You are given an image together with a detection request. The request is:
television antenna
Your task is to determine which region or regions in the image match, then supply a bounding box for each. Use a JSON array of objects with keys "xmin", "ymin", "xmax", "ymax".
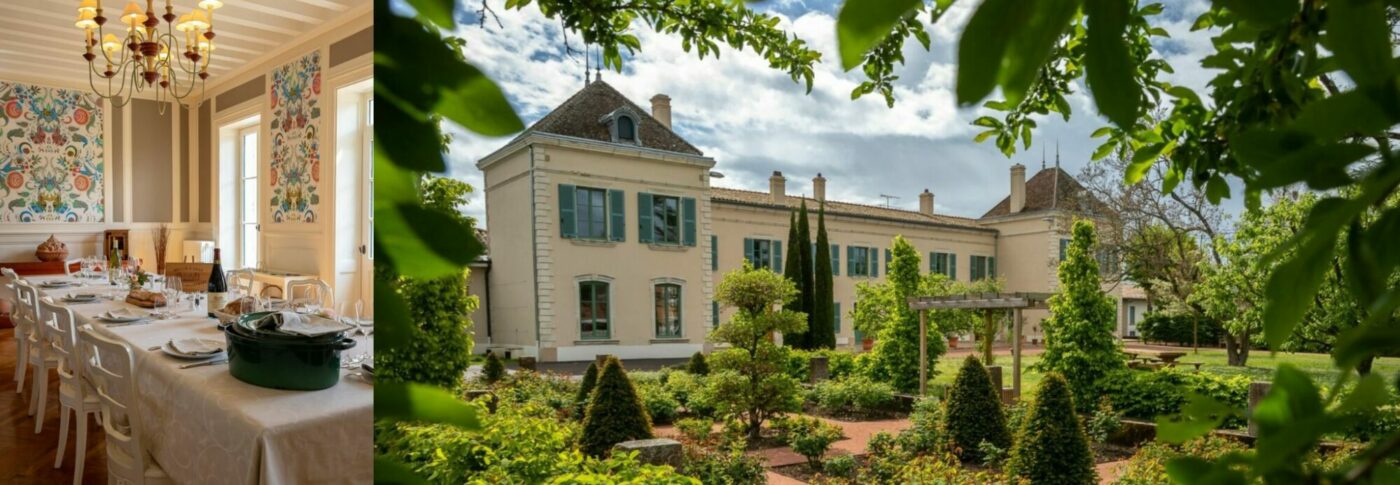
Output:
[{"xmin": 879, "ymin": 194, "xmax": 899, "ymax": 207}]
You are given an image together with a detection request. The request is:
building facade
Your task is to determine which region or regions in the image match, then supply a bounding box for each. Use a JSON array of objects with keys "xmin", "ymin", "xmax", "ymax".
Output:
[{"xmin": 473, "ymin": 80, "xmax": 1124, "ymax": 362}]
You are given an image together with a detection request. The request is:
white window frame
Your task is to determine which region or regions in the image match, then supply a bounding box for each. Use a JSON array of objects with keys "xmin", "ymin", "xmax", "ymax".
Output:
[{"xmin": 236, "ymin": 125, "xmax": 259, "ymax": 269}]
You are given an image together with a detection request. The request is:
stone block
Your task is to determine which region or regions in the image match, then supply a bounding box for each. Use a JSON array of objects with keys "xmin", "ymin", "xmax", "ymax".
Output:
[
  {"xmin": 613, "ymin": 438, "xmax": 682, "ymax": 469},
  {"xmin": 809, "ymin": 355, "xmax": 829, "ymax": 383}
]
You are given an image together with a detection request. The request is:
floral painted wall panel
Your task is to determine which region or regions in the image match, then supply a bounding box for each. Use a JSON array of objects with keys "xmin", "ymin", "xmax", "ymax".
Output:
[
  {"xmin": 269, "ymin": 50, "xmax": 321, "ymax": 223},
  {"xmin": 0, "ymin": 82, "xmax": 105, "ymax": 223}
]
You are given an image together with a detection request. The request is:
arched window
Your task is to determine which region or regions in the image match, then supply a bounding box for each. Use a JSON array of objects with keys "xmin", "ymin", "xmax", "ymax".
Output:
[
  {"xmin": 654, "ymin": 283, "xmax": 682, "ymax": 338},
  {"xmin": 579, "ymin": 280, "xmax": 610, "ymax": 340},
  {"xmin": 616, "ymin": 115, "xmax": 636, "ymax": 142}
]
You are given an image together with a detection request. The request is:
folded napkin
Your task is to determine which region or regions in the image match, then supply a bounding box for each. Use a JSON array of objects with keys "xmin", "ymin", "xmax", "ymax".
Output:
[
  {"xmin": 257, "ymin": 311, "xmax": 352, "ymax": 337},
  {"xmin": 125, "ymin": 289, "xmax": 168, "ymax": 308},
  {"xmin": 103, "ymin": 308, "xmax": 146, "ymax": 320},
  {"xmin": 171, "ymin": 338, "xmax": 221, "ymax": 355}
]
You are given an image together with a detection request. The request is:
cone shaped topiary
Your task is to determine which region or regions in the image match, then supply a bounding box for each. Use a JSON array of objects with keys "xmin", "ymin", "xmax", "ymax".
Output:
[
  {"xmin": 482, "ymin": 351, "xmax": 506, "ymax": 384},
  {"xmin": 686, "ymin": 351, "xmax": 710, "ymax": 376},
  {"xmin": 1007, "ymin": 372, "xmax": 1097, "ymax": 485},
  {"xmin": 574, "ymin": 361, "xmax": 600, "ymax": 418},
  {"xmin": 580, "ymin": 357, "xmax": 653, "ymax": 456},
  {"xmin": 944, "ymin": 355, "xmax": 1011, "ymax": 462}
]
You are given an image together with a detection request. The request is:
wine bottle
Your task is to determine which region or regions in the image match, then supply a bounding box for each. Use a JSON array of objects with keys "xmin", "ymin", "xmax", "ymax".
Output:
[{"xmin": 208, "ymin": 248, "xmax": 228, "ymax": 317}]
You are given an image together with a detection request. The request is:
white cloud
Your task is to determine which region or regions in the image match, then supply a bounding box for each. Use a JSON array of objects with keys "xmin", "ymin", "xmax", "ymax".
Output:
[{"xmin": 444, "ymin": 0, "xmax": 1223, "ymax": 226}]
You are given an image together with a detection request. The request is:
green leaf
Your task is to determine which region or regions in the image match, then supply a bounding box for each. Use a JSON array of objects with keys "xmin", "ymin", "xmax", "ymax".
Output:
[
  {"xmin": 835, "ymin": 0, "xmax": 922, "ymax": 70},
  {"xmin": 435, "ymin": 64, "xmax": 525, "ymax": 137},
  {"xmin": 1166, "ymin": 85, "xmax": 1202, "ymax": 106},
  {"xmin": 1337, "ymin": 374, "xmax": 1390, "ymax": 415},
  {"xmin": 403, "ymin": 0, "xmax": 456, "ymax": 29},
  {"xmin": 1216, "ymin": 0, "xmax": 1299, "ymax": 28},
  {"xmin": 973, "ymin": 116, "xmax": 1002, "ymax": 128},
  {"xmin": 1090, "ymin": 126, "xmax": 1114, "ymax": 138},
  {"xmin": 1166, "ymin": 456, "xmax": 1247, "ymax": 485},
  {"xmin": 1161, "ymin": 166, "xmax": 1183, "ymax": 194},
  {"xmin": 1157, "ymin": 394, "xmax": 1235, "ymax": 443},
  {"xmin": 997, "ymin": 0, "xmax": 1079, "ymax": 106},
  {"xmin": 378, "ymin": 202, "xmax": 482, "ymax": 279},
  {"xmin": 373, "ymin": 265, "xmax": 415, "ymax": 350},
  {"xmin": 1204, "ymin": 174, "xmax": 1229, "ymax": 203},
  {"xmin": 1334, "ymin": 319, "xmax": 1400, "ymax": 371},
  {"xmin": 374, "ymin": 96, "xmax": 448, "ymax": 173},
  {"xmin": 1085, "ymin": 0, "xmax": 1141, "ymax": 128},
  {"xmin": 375, "ymin": 382, "xmax": 483, "ymax": 429},
  {"xmin": 374, "ymin": 455, "xmax": 430, "ymax": 485},
  {"xmin": 1291, "ymin": 85, "xmax": 1400, "ymax": 142},
  {"xmin": 1262, "ymin": 235, "xmax": 1332, "ymax": 350},
  {"xmin": 1091, "ymin": 140, "xmax": 1117, "ymax": 160},
  {"xmin": 974, "ymin": 129, "xmax": 998, "ymax": 143},
  {"xmin": 1323, "ymin": 0, "xmax": 1394, "ymax": 85},
  {"xmin": 956, "ymin": 0, "xmax": 1022, "ymax": 105},
  {"xmin": 1124, "ymin": 142, "xmax": 1166, "ymax": 183}
]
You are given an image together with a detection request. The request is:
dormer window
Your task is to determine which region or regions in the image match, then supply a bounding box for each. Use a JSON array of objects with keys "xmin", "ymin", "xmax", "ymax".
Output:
[
  {"xmin": 617, "ymin": 115, "xmax": 636, "ymax": 142},
  {"xmin": 600, "ymin": 108, "xmax": 642, "ymax": 146}
]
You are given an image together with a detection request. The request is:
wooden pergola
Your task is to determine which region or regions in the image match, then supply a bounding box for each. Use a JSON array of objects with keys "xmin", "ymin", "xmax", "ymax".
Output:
[{"xmin": 907, "ymin": 292, "xmax": 1052, "ymax": 397}]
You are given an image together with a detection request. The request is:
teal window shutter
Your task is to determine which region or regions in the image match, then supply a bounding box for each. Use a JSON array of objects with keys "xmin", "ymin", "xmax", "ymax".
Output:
[
  {"xmin": 773, "ymin": 239, "xmax": 783, "ymax": 272},
  {"xmin": 1060, "ymin": 238, "xmax": 1070, "ymax": 260},
  {"xmin": 869, "ymin": 247, "xmax": 878, "ymax": 277},
  {"xmin": 846, "ymin": 246, "xmax": 855, "ymax": 276},
  {"xmin": 833, "ymin": 302, "xmax": 840, "ymax": 332},
  {"xmin": 682, "ymin": 197, "xmax": 697, "ymax": 246},
  {"xmin": 885, "ymin": 248, "xmax": 891, "ymax": 274},
  {"xmin": 608, "ymin": 189, "xmax": 625, "ymax": 241},
  {"xmin": 949, "ymin": 253, "xmax": 957, "ymax": 281},
  {"xmin": 637, "ymin": 192, "xmax": 654, "ymax": 243},
  {"xmin": 929, "ymin": 252, "xmax": 935, "ymax": 272},
  {"xmin": 711, "ymin": 235, "xmax": 718, "ymax": 270},
  {"xmin": 989, "ymin": 256, "xmax": 996, "ymax": 278},
  {"xmin": 831, "ymin": 244, "xmax": 840, "ymax": 275},
  {"xmin": 558, "ymin": 184, "xmax": 577, "ymax": 238},
  {"xmin": 743, "ymin": 238, "xmax": 754, "ymax": 266},
  {"xmin": 713, "ymin": 300, "xmax": 720, "ymax": 328}
]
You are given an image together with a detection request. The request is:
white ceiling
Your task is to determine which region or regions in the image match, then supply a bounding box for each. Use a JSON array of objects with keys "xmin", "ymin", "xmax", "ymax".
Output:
[{"xmin": 0, "ymin": 0, "xmax": 370, "ymax": 94}]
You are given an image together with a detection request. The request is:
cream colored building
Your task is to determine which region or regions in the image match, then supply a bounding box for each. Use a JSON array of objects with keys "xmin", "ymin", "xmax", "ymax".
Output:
[{"xmin": 474, "ymin": 80, "xmax": 1120, "ymax": 362}]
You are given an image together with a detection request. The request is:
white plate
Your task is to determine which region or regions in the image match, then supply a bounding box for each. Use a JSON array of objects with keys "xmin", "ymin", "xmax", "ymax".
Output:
[
  {"xmin": 40, "ymin": 280, "xmax": 76, "ymax": 288},
  {"xmin": 97, "ymin": 310, "xmax": 147, "ymax": 323},
  {"xmin": 161, "ymin": 339, "xmax": 224, "ymax": 360},
  {"xmin": 63, "ymin": 294, "xmax": 100, "ymax": 303}
]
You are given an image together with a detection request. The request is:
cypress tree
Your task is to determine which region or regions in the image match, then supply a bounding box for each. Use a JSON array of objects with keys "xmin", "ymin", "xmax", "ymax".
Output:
[
  {"xmin": 782, "ymin": 210, "xmax": 809, "ymax": 348},
  {"xmin": 1007, "ymin": 373, "xmax": 1098, "ymax": 485},
  {"xmin": 482, "ymin": 351, "xmax": 506, "ymax": 384},
  {"xmin": 686, "ymin": 351, "xmax": 709, "ymax": 375},
  {"xmin": 811, "ymin": 203, "xmax": 835, "ymax": 349},
  {"xmin": 574, "ymin": 361, "xmax": 599, "ymax": 418},
  {"xmin": 944, "ymin": 355, "xmax": 1011, "ymax": 462},
  {"xmin": 1034, "ymin": 219, "xmax": 1123, "ymax": 407},
  {"xmin": 797, "ymin": 201, "xmax": 815, "ymax": 349},
  {"xmin": 580, "ymin": 357, "xmax": 653, "ymax": 456}
]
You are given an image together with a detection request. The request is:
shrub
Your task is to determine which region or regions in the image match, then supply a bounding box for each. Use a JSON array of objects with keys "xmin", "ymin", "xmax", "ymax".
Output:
[
  {"xmin": 977, "ymin": 440, "xmax": 1008, "ymax": 468},
  {"xmin": 893, "ymin": 453, "xmax": 1019, "ymax": 484},
  {"xmin": 1086, "ymin": 396, "xmax": 1123, "ymax": 444},
  {"xmin": 1137, "ymin": 311, "xmax": 1222, "ymax": 346},
  {"xmin": 1006, "ymin": 373, "xmax": 1097, "ymax": 485},
  {"xmin": 784, "ymin": 347, "xmax": 813, "ymax": 382},
  {"xmin": 675, "ymin": 417, "xmax": 713, "ymax": 443},
  {"xmin": 710, "ymin": 263, "xmax": 809, "ymax": 441},
  {"xmin": 1116, "ymin": 436, "xmax": 1246, "ymax": 485},
  {"xmin": 495, "ymin": 371, "xmax": 576, "ymax": 418},
  {"xmin": 482, "ymin": 352, "xmax": 506, "ymax": 384},
  {"xmin": 1341, "ymin": 404, "xmax": 1400, "ymax": 442},
  {"xmin": 1098, "ymin": 368, "xmax": 1250, "ymax": 427},
  {"xmin": 686, "ymin": 351, "xmax": 710, "ymax": 375},
  {"xmin": 819, "ymin": 349, "xmax": 857, "ymax": 380},
  {"xmin": 670, "ymin": 372, "xmax": 716, "ymax": 417},
  {"xmin": 680, "ymin": 442, "xmax": 765, "ymax": 484},
  {"xmin": 810, "ymin": 375, "xmax": 897, "ymax": 418},
  {"xmin": 944, "ymin": 356, "xmax": 1011, "ymax": 462},
  {"xmin": 574, "ymin": 361, "xmax": 599, "ymax": 418},
  {"xmin": 638, "ymin": 383, "xmax": 680, "ymax": 425},
  {"xmin": 822, "ymin": 454, "xmax": 857, "ymax": 478},
  {"xmin": 1034, "ymin": 219, "xmax": 1124, "ymax": 407},
  {"xmin": 580, "ymin": 357, "xmax": 653, "ymax": 456},
  {"xmin": 775, "ymin": 416, "xmax": 844, "ymax": 469}
]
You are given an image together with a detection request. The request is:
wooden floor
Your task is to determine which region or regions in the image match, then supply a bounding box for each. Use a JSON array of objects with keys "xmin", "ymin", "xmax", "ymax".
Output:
[{"xmin": 0, "ymin": 328, "xmax": 107, "ymax": 484}]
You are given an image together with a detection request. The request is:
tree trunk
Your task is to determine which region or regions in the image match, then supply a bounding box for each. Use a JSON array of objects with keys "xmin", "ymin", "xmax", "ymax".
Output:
[
  {"xmin": 1224, "ymin": 331, "xmax": 1250, "ymax": 367},
  {"xmin": 1358, "ymin": 355, "xmax": 1376, "ymax": 376}
]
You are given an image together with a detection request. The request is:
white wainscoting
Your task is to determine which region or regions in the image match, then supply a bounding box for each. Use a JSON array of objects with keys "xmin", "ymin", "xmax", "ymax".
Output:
[
  {"xmin": 0, "ymin": 223, "xmax": 212, "ymax": 266},
  {"xmin": 260, "ymin": 228, "xmax": 323, "ymax": 276},
  {"xmin": 555, "ymin": 343, "xmax": 704, "ymax": 362}
]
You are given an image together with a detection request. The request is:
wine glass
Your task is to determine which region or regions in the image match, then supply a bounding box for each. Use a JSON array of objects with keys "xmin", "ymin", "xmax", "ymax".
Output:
[{"xmin": 164, "ymin": 276, "xmax": 182, "ymax": 315}]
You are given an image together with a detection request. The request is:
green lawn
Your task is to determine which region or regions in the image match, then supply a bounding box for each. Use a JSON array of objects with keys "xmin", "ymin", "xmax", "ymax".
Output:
[{"xmin": 924, "ymin": 348, "xmax": 1398, "ymax": 395}]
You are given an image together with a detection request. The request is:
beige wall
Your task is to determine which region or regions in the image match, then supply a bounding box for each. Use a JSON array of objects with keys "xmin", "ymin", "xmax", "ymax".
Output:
[
  {"xmin": 710, "ymin": 203, "xmax": 998, "ymax": 348},
  {"xmin": 479, "ymin": 149, "xmax": 538, "ymax": 350}
]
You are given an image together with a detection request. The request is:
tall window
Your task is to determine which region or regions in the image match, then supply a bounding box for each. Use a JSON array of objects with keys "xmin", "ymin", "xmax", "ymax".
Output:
[
  {"xmin": 580, "ymin": 281, "xmax": 610, "ymax": 340},
  {"xmin": 651, "ymin": 195, "xmax": 681, "ymax": 244},
  {"xmin": 1060, "ymin": 238, "xmax": 1071, "ymax": 261},
  {"xmin": 848, "ymin": 247, "xmax": 877, "ymax": 277},
  {"xmin": 970, "ymin": 255, "xmax": 995, "ymax": 281},
  {"xmin": 930, "ymin": 252, "xmax": 955, "ymax": 279},
  {"xmin": 654, "ymin": 283, "xmax": 682, "ymax": 338},
  {"xmin": 365, "ymin": 97, "xmax": 374, "ymax": 262},
  {"xmin": 237, "ymin": 125, "xmax": 259, "ymax": 268},
  {"xmin": 744, "ymin": 238, "xmax": 781, "ymax": 271},
  {"xmin": 575, "ymin": 187, "xmax": 608, "ymax": 240}
]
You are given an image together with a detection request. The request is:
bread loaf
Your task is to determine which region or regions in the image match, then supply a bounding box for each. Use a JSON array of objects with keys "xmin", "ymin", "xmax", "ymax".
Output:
[{"xmin": 125, "ymin": 289, "xmax": 168, "ymax": 308}]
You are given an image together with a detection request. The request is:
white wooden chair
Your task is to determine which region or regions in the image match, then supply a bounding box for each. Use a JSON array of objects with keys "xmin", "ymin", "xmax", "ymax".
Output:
[
  {"xmin": 15, "ymin": 282, "xmax": 58, "ymax": 412},
  {"xmin": 78, "ymin": 327, "xmax": 171, "ymax": 485},
  {"xmin": 41, "ymin": 298, "xmax": 102, "ymax": 482},
  {"xmin": 30, "ymin": 296, "xmax": 65, "ymax": 432},
  {"xmin": 287, "ymin": 279, "xmax": 333, "ymax": 313}
]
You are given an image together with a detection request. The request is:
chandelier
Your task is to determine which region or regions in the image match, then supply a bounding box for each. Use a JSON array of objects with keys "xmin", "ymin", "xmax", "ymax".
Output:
[{"xmin": 74, "ymin": 0, "xmax": 223, "ymax": 110}]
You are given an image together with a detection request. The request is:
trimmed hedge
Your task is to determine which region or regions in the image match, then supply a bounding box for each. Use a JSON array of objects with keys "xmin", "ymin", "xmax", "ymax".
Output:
[
  {"xmin": 1137, "ymin": 311, "xmax": 1222, "ymax": 346},
  {"xmin": 580, "ymin": 357, "xmax": 653, "ymax": 456},
  {"xmin": 944, "ymin": 356, "xmax": 1011, "ymax": 462},
  {"xmin": 809, "ymin": 375, "xmax": 897, "ymax": 418},
  {"xmin": 1006, "ymin": 373, "xmax": 1097, "ymax": 485},
  {"xmin": 686, "ymin": 351, "xmax": 710, "ymax": 375},
  {"xmin": 482, "ymin": 351, "xmax": 506, "ymax": 384},
  {"xmin": 574, "ymin": 362, "xmax": 599, "ymax": 418},
  {"xmin": 1098, "ymin": 367, "xmax": 1250, "ymax": 427}
]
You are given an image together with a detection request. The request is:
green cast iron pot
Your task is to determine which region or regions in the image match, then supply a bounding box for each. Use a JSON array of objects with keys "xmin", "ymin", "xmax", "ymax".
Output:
[{"xmin": 222, "ymin": 312, "xmax": 357, "ymax": 391}]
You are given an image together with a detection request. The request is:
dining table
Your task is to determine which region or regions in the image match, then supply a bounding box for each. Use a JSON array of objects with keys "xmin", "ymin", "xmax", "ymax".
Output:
[{"xmin": 27, "ymin": 274, "xmax": 373, "ymax": 485}]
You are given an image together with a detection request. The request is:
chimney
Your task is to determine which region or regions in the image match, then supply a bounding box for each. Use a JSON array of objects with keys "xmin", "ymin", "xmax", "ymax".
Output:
[
  {"xmin": 1009, "ymin": 164, "xmax": 1027, "ymax": 213},
  {"xmin": 813, "ymin": 173, "xmax": 827, "ymax": 202},
  {"xmin": 919, "ymin": 189, "xmax": 934, "ymax": 215},
  {"xmin": 769, "ymin": 171, "xmax": 787, "ymax": 205},
  {"xmin": 650, "ymin": 94, "xmax": 672, "ymax": 129}
]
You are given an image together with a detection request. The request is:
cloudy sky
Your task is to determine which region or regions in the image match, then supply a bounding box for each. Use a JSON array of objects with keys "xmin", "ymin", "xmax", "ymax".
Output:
[{"xmin": 446, "ymin": 0, "xmax": 1222, "ymax": 227}]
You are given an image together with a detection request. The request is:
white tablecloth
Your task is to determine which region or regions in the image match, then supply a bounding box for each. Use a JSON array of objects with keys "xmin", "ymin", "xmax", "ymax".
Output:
[{"xmin": 31, "ymin": 276, "xmax": 372, "ymax": 485}]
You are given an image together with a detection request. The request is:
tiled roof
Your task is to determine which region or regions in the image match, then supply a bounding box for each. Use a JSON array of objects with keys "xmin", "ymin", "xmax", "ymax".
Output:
[
  {"xmin": 710, "ymin": 187, "xmax": 993, "ymax": 231},
  {"xmin": 981, "ymin": 167, "xmax": 1106, "ymax": 218},
  {"xmin": 507, "ymin": 80, "xmax": 703, "ymax": 156}
]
